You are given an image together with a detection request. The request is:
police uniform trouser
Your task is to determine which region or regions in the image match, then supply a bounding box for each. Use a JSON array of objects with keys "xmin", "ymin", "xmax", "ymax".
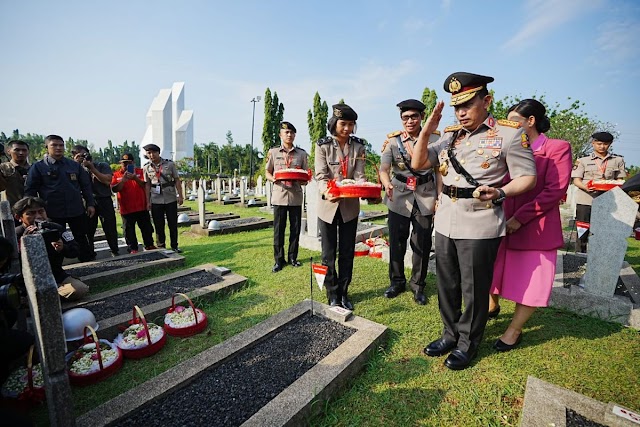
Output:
[
  {"xmin": 435, "ymin": 232, "xmax": 501, "ymax": 353},
  {"xmin": 319, "ymin": 211, "xmax": 358, "ymax": 299},
  {"xmin": 272, "ymin": 205, "xmax": 302, "ymax": 264},
  {"xmin": 122, "ymin": 210, "xmax": 155, "ymax": 251},
  {"xmin": 575, "ymin": 204, "xmax": 591, "ymax": 252},
  {"xmin": 88, "ymin": 196, "xmax": 119, "ymax": 254},
  {"xmin": 49, "ymin": 214, "xmax": 93, "ymax": 262},
  {"xmin": 388, "ymin": 202, "xmax": 433, "ymax": 292},
  {"xmin": 151, "ymin": 201, "xmax": 179, "ymax": 249}
]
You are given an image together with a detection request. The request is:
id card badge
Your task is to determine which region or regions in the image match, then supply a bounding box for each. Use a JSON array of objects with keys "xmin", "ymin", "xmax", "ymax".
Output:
[
  {"xmin": 406, "ymin": 176, "xmax": 417, "ymax": 191},
  {"xmin": 153, "ymin": 185, "xmax": 161, "ymax": 194}
]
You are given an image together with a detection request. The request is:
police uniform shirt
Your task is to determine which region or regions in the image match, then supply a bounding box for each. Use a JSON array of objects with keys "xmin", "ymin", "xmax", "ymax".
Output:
[
  {"xmin": 428, "ymin": 116, "xmax": 536, "ymax": 239},
  {"xmin": 381, "ymin": 131, "xmax": 438, "ymax": 217},
  {"xmin": 143, "ymin": 158, "xmax": 179, "ymax": 205},
  {"xmin": 315, "ymin": 136, "xmax": 366, "ymax": 224},
  {"xmin": 571, "ymin": 153, "xmax": 626, "ymax": 206},
  {"xmin": 266, "ymin": 145, "xmax": 309, "ymax": 206},
  {"xmin": 0, "ymin": 160, "xmax": 30, "ymax": 207}
]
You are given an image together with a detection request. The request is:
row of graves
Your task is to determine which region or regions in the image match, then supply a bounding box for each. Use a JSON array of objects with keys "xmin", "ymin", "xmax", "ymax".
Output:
[{"xmin": 3, "ymin": 174, "xmax": 640, "ymax": 426}]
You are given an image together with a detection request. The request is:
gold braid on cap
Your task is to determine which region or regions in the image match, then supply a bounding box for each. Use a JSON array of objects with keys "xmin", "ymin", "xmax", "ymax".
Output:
[
  {"xmin": 333, "ymin": 108, "xmax": 343, "ymax": 118},
  {"xmin": 449, "ymin": 77, "xmax": 462, "ymax": 93}
]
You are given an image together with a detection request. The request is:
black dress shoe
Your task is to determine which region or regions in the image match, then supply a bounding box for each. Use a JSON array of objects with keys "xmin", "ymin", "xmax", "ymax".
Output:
[
  {"xmin": 341, "ymin": 296, "xmax": 354, "ymax": 311},
  {"xmin": 329, "ymin": 297, "xmax": 341, "ymax": 307},
  {"xmin": 289, "ymin": 260, "xmax": 302, "ymax": 267},
  {"xmin": 493, "ymin": 334, "xmax": 522, "ymax": 352},
  {"xmin": 383, "ymin": 285, "xmax": 405, "ymax": 298},
  {"xmin": 413, "ymin": 289, "xmax": 426, "ymax": 305},
  {"xmin": 488, "ymin": 305, "xmax": 501, "ymax": 319},
  {"xmin": 423, "ymin": 338, "xmax": 457, "ymax": 357},
  {"xmin": 444, "ymin": 349, "xmax": 477, "ymax": 370},
  {"xmin": 272, "ymin": 263, "xmax": 284, "ymax": 273}
]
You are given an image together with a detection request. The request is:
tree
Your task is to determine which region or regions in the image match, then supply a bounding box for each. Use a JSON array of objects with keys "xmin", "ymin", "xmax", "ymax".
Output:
[
  {"xmin": 489, "ymin": 94, "xmax": 618, "ymax": 160},
  {"xmin": 360, "ymin": 138, "xmax": 381, "ymax": 183},
  {"xmin": 421, "ymin": 87, "xmax": 438, "ymax": 121},
  {"xmin": 260, "ymin": 88, "xmax": 285, "ymax": 155},
  {"xmin": 307, "ymin": 92, "xmax": 329, "ymax": 168}
]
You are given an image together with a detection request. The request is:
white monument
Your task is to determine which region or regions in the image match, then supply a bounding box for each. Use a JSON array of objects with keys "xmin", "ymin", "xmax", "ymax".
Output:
[{"xmin": 140, "ymin": 82, "xmax": 194, "ymax": 162}]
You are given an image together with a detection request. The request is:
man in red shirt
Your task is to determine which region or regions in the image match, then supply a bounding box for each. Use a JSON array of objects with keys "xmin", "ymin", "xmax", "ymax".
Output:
[{"xmin": 111, "ymin": 153, "xmax": 156, "ymax": 253}]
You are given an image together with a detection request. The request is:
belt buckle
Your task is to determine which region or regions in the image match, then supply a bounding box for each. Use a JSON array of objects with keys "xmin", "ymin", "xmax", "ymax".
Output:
[{"xmin": 451, "ymin": 185, "xmax": 458, "ymax": 203}]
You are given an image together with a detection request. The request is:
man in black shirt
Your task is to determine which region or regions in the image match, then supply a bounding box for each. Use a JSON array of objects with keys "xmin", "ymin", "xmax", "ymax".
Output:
[{"xmin": 0, "ymin": 140, "xmax": 31, "ymax": 208}]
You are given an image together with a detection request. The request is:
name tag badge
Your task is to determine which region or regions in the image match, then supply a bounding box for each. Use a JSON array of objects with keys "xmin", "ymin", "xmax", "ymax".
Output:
[
  {"xmin": 153, "ymin": 185, "xmax": 161, "ymax": 194},
  {"xmin": 406, "ymin": 176, "xmax": 417, "ymax": 191},
  {"xmin": 478, "ymin": 138, "xmax": 503, "ymax": 149},
  {"xmin": 329, "ymin": 162, "xmax": 340, "ymax": 166},
  {"xmin": 70, "ymin": 173, "xmax": 77, "ymax": 181}
]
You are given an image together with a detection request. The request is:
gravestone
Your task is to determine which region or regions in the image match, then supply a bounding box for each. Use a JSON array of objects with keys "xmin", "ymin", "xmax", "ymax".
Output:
[
  {"xmin": 232, "ymin": 178, "xmax": 236, "ymax": 192},
  {"xmin": 584, "ymin": 188, "xmax": 637, "ymax": 297},
  {"xmin": 181, "ymin": 181, "xmax": 187, "ymax": 200},
  {"xmin": 228, "ymin": 178, "xmax": 232, "ymax": 193},
  {"xmin": 198, "ymin": 185, "xmax": 206, "ymax": 228},
  {"xmin": 240, "ymin": 178, "xmax": 246, "ymax": 205},
  {"xmin": 202, "ymin": 179, "xmax": 207, "ymax": 193},
  {"xmin": 266, "ymin": 181, "xmax": 273, "ymax": 208},
  {"xmin": 256, "ymin": 176, "xmax": 263, "ymax": 196},
  {"xmin": 0, "ymin": 200, "xmax": 20, "ymax": 273},
  {"xmin": 21, "ymin": 234, "xmax": 75, "ymax": 427},
  {"xmin": 306, "ymin": 180, "xmax": 319, "ymax": 238},
  {"xmin": 216, "ymin": 177, "xmax": 222, "ymax": 202},
  {"xmin": 192, "ymin": 180, "xmax": 197, "ymax": 194}
]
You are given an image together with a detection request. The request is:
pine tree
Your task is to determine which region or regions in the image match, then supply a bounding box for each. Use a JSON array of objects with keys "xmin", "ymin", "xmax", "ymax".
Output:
[
  {"xmin": 307, "ymin": 92, "xmax": 329, "ymax": 167},
  {"xmin": 421, "ymin": 87, "xmax": 438, "ymax": 123}
]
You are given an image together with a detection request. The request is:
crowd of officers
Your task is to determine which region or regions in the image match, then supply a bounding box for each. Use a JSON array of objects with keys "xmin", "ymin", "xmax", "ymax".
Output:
[
  {"xmin": 0, "ymin": 136, "xmax": 183, "ymax": 300},
  {"xmin": 267, "ymin": 71, "xmax": 625, "ymax": 371}
]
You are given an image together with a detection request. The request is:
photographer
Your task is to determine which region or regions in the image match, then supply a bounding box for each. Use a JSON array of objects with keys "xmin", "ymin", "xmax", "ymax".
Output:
[
  {"xmin": 14, "ymin": 196, "xmax": 89, "ymax": 301},
  {"xmin": 72, "ymin": 145, "xmax": 120, "ymax": 258}
]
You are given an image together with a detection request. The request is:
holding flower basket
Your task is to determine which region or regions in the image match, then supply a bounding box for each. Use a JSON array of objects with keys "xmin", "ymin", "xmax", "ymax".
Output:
[
  {"xmin": 66, "ymin": 325, "xmax": 123, "ymax": 386},
  {"xmin": 164, "ymin": 293, "xmax": 208, "ymax": 337},
  {"xmin": 115, "ymin": 305, "xmax": 166, "ymax": 359}
]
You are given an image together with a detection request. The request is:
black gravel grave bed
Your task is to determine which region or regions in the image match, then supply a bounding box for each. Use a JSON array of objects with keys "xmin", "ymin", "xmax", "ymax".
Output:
[
  {"xmin": 565, "ymin": 408, "xmax": 606, "ymax": 427},
  {"xmin": 65, "ymin": 252, "xmax": 167, "ymax": 277},
  {"xmin": 563, "ymin": 254, "xmax": 587, "ymax": 288},
  {"xmin": 82, "ymin": 270, "xmax": 222, "ymax": 320},
  {"xmin": 217, "ymin": 217, "xmax": 266, "ymax": 228},
  {"xmin": 111, "ymin": 314, "xmax": 355, "ymax": 427}
]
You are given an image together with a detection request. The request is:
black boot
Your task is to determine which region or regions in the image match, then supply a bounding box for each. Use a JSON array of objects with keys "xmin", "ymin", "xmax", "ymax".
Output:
[
  {"xmin": 412, "ymin": 287, "xmax": 426, "ymax": 305},
  {"xmin": 327, "ymin": 290, "xmax": 340, "ymax": 307},
  {"xmin": 340, "ymin": 283, "xmax": 354, "ymax": 311}
]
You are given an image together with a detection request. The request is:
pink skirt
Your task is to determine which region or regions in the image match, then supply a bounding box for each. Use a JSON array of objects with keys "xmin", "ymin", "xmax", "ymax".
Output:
[{"xmin": 490, "ymin": 243, "xmax": 557, "ymax": 307}]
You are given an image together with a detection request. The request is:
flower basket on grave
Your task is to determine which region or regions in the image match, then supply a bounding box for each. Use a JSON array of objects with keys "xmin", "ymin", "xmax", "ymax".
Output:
[
  {"xmin": 66, "ymin": 325, "xmax": 123, "ymax": 386},
  {"xmin": 115, "ymin": 305, "xmax": 166, "ymax": 359},
  {"xmin": 354, "ymin": 242, "xmax": 371, "ymax": 257},
  {"xmin": 164, "ymin": 293, "xmax": 208, "ymax": 337},
  {"xmin": 274, "ymin": 168, "xmax": 312, "ymax": 182},
  {"xmin": 1, "ymin": 346, "xmax": 45, "ymax": 408},
  {"xmin": 586, "ymin": 179, "xmax": 624, "ymax": 191}
]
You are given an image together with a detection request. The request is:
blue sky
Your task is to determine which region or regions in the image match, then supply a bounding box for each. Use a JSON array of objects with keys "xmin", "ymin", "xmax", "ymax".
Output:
[{"xmin": 1, "ymin": 0, "xmax": 639, "ymax": 163}]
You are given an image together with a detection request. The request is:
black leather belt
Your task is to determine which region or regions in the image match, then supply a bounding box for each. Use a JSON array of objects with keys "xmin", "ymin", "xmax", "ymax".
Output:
[
  {"xmin": 394, "ymin": 173, "xmax": 433, "ymax": 185},
  {"xmin": 442, "ymin": 185, "xmax": 476, "ymax": 199}
]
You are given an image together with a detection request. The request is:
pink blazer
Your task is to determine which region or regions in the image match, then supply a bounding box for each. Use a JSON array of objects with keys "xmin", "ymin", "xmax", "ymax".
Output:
[{"xmin": 504, "ymin": 134, "xmax": 572, "ymax": 251}]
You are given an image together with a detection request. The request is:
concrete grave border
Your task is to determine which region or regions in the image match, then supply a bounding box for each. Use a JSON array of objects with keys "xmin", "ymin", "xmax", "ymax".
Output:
[
  {"xmin": 62, "ymin": 263, "xmax": 247, "ymax": 340},
  {"xmin": 179, "ymin": 212, "xmax": 240, "ymax": 227},
  {"xmin": 190, "ymin": 217, "xmax": 273, "ymax": 236},
  {"xmin": 63, "ymin": 249, "xmax": 185, "ymax": 287},
  {"xmin": 76, "ymin": 299, "xmax": 388, "ymax": 427},
  {"xmin": 521, "ymin": 376, "xmax": 640, "ymax": 427}
]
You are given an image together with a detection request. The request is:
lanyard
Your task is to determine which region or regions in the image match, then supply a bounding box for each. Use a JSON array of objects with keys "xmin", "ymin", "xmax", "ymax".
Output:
[
  {"xmin": 152, "ymin": 162, "xmax": 163, "ymax": 180},
  {"xmin": 340, "ymin": 156, "xmax": 349, "ymax": 177},
  {"xmin": 596, "ymin": 158, "xmax": 608, "ymax": 176}
]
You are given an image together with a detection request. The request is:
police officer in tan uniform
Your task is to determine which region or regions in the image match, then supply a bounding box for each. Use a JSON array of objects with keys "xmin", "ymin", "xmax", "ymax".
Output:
[
  {"xmin": 143, "ymin": 144, "xmax": 184, "ymax": 253},
  {"xmin": 380, "ymin": 99, "xmax": 439, "ymax": 305},
  {"xmin": 411, "ymin": 72, "xmax": 537, "ymax": 370},
  {"xmin": 571, "ymin": 131, "xmax": 626, "ymax": 253},
  {"xmin": 315, "ymin": 104, "xmax": 366, "ymax": 310},
  {"xmin": 265, "ymin": 121, "xmax": 309, "ymax": 273}
]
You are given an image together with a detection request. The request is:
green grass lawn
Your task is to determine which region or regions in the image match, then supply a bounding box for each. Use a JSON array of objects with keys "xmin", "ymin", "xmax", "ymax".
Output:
[{"xmin": 31, "ymin": 200, "xmax": 640, "ymax": 426}]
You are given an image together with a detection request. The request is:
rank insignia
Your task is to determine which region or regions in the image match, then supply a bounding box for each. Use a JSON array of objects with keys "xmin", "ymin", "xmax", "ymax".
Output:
[
  {"xmin": 487, "ymin": 129, "xmax": 497, "ymax": 137},
  {"xmin": 521, "ymin": 133, "xmax": 530, "ymax": 149}
]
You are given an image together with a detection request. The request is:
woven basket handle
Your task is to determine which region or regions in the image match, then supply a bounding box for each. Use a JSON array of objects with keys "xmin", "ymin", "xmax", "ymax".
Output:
[
  {"xmin": 82, "ymin": 325, "xmax": 104, "ymax": 371},
  {"xmin": 174, "ymin": 293, "xmax": 200, "ymax": 325},
  {"xmin": 26, "ymin": 345, "xmax": 35, "ymax": 391},
  {"xmin": 132, "ymin": 305, "xmax": 152, "ymax": 346}
]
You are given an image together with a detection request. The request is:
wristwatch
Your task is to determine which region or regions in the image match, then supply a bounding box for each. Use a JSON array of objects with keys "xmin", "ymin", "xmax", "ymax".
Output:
[{"xmin": 492, "ymin": 188, "xmax": 507, "ymax": 206}]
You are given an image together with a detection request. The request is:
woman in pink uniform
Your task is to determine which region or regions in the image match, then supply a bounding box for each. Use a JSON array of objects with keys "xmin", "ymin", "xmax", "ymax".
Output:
[{"xmin": 489, "ymin": 99, "xmax": 572, "ymax": 352}]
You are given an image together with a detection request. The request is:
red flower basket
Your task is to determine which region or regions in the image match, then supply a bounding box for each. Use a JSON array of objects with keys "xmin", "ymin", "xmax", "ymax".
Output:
[
  {"xmin": 164, "ymin": 293, "xmax": 208, "ymax": 337},
  {"xmin": 116, "ymin": 305, "xmax": 166, "ymax": 359},
  {"xmin": 66, "ymin": 325, "xmax": 123, "ymax": 386},
  {"xmin": 586, "ymin": 179, "xmax": 624, "ymax": 191},
  {"xmin": 1, "ymin": 346, "xmax": 45, "ymax": 409},
  {"xmin": 327, "ymin": 180, "xmax": 382, "ymax": 199},
  {"xmin": 274, "ymin": 169, "xmax": 312, "ymax": 182}
]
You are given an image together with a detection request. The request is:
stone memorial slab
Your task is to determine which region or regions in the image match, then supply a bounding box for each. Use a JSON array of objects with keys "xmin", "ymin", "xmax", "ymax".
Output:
[
  {"xmin": 198, "ymin": 184, "xmax": 206, "ymax": 228},
  {"xmin": 584, "ymin": 188, "xmax": 637, "ymax": 297},
  {"xmin": 266, "ymin": 180, "xmax": 273, "ymax": 208},
  {"xmin": 190, "ymin": 217, "xmax": 273, "ymax": 236},
  {"xmin": 216, "ymin": 178, "xmax": 222, "ymax": 202},
  {"xmin": 181, "ymin": 181, "xmax": 187, "ymax": 200},
  {"xmin": 256, "ymin": 176, "xmax": 263, "ymax": 196},
  {"xmin": 240, "ymin": 178, "xmax": 246, "ymax": 205}
]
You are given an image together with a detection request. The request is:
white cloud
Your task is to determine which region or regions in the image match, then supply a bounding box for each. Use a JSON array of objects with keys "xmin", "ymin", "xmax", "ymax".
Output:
[
  {"xmin": 596, "ymin": 19, "xmax": 640, "ymax": 63},
  {"xmin": 502, "ymin": 0, "xmax": 603, "ymax": 51}
]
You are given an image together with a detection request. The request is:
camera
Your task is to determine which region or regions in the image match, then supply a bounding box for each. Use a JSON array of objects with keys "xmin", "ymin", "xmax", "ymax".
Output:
[
  {"xmin": 35, "ymin": 220, "xmax": 65, "ymax": 245},
  {"xmin": 0, "ymin": 273, "xmax": 24, "ymax": 311},
  {"xmin": 79, "ymin": 153, "xmax": 92, "ymax": 162}
]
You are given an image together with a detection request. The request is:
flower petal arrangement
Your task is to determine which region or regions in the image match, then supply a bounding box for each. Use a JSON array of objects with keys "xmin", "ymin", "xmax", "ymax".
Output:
[
  {"xmin": 115, "ymin": 323, "xmax": 165, "ymax": 350},
  {"xmin": 1, "ymin": 364, "xmax": 44, "ymax": 399},
  {"xmin": 164, "ymin": 293, "xmax": 209, "ymax": 337},
  {"xmin": 68, "ymin": 342, "xmax": 119, "ymax": 375}
]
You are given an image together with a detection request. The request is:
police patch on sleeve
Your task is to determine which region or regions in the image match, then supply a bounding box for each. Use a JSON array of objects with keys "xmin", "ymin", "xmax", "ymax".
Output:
[
  {"xmin": 62, "ymin": 231, "xmax": 74, "ymax": 242},
  {"xmin": 573, "ymin": 160, "xmax": 580, "ymax": 170}
]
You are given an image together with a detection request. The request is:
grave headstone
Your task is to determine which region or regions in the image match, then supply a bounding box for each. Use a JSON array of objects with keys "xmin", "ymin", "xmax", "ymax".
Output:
[
  {"xmin": 266, "ymin": 181, "xmax": 273, "ymax": 208},
  {"xmin": 217, "ymin": 177, "xmax": 222, "ymax": 202},
  {"xmin": 306, "ymin": 180, "xmax": 319, "ymax": 237},
  {"xmin": 198, "ymin": 185, "xmax": 206, "ymax": 228},
  {"xmin": 181, "ymin": 181, "xmax": 187, "ymax": 200},
  {"xmin": 256, "ymin": 176, "xmax": 263, "ymax": 196},
  {"xmin": 228, "ymin": 178, "xmax": 232, "ymax": 193},
  {"xmin": 584, "ymin": 187, "xmax": 637, "ymax": 297},
  {"xmin": 192, "ymin": 180, "xmax": 197, "ymax": 194},
  {"xmin": 21, "ymin": 234, "xmax": 76, "ymax": 427},
  {"xmin": 240, "ymin": 178, "xmax": 246, "ymax": 205}
]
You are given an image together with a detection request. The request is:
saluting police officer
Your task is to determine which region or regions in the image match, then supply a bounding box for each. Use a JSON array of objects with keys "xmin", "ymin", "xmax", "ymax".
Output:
[
  {"xmin": 143, "ymin": 144, "xmax": 184, "ymax": 253},
  {"xmin": 265, "ymin": 121, "xmax": 309, "ymax": 273},
  {"xmin": 411, "ymin": 72, "xmax": 537, "ymax": 370},
  {"xmin": 571, "ymin": 131, "xmax": 626, "ymax": 253},
  {"xmin": 380, "ymin": 99, "xmax": 439, "ymax": 305}
]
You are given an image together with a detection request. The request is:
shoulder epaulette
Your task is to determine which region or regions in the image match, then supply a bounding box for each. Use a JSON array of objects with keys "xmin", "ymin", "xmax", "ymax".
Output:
[
  {"xmin": 432, "ymin": 130, "xmax": 441, "ymax": 136},
  {"xmin": 295, "ymin": 145, "xmax": 307, "ymax": 152},
  {"xmin": 387, "ymin": 130, "xmax": 402, "ymax": 139},
  {"xmin": 316, "ymin": 136, "xmax": 333, "ymax": 146},
  {"xmin": 444, "ymin": 125, "xmax": 463, "ymax": 133},
  {"xmin": 497, "ymin": 119, "xmax": 521, "ymax": 129},
  {"xmin": 350, "ymin": 136, "xmax": 363, "ymax": 144}
]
